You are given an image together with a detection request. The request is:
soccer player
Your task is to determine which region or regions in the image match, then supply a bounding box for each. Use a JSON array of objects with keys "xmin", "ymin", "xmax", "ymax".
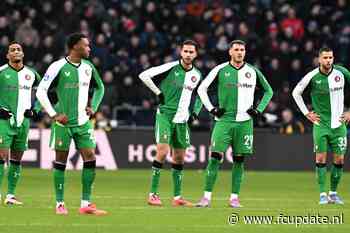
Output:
[
  {"xmin": 36, "ymin": 33, "xmax": 106, "ymax": 215},
  {"xmin": 292, "ymin": 47, "xmax": 349, "ymax": 205},
  {"xmin": 139, "ymin": 40, "xmax": 202, "ymax": 207},
  {"xmin": 196, "ymin": 40, "xmax": 273, "ymax": 208},
  {"xmin": 0, "ymin": 42, "xmax": 41, "ymax": 205}
]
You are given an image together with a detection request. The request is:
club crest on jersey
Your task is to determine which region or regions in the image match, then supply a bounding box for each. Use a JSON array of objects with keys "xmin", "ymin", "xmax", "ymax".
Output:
[
  {"xmin": 191, "ymin": 76, "xmax": 197, "ymax": 82},
  {"xmin": 85, "ymin": 69, "xmax": 91, "ymax": 76},
  {"xmin": 64, "ymin": 71, "xmax": 70, "ymax": 77},
  {"xmin": 5, "ymin": 74, "xmax": 10, "ymax": 79},
  {"xmin": 245, "ymin": 72, "xmax": 251, "ymax": 78},
  {"xmin": 25, "ymin": 74, "xmax": 31, "ymax": 80},
  {"xmin": 335, "ymin": 76, "xmax": 340, "ymax": 82}
]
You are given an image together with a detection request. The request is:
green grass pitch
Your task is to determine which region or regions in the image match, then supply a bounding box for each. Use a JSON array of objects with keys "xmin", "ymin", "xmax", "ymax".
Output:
[{"xmin": 0, "ymin": 169, "xmax": 349, "ymax": 233}]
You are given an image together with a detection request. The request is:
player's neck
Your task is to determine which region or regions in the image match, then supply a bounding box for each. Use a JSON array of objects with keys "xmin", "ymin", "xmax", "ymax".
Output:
[
  {"xmin": 8, "ymin": 61, "xmax": 24, "ymax": 71},
  {"xmin": 319, "ymin": 65, "xmax": 332, "ymax": 75},
  {"xmin": 67, "ymin": 54, "xmax": 82, "ymax": 64},
  {"xmin": 230, "ymin": 60, "xmax": 244, "ymax": 69},
  {"xmin": 180, "ymin": 59, "xmax": 192, "ymax": 71}
]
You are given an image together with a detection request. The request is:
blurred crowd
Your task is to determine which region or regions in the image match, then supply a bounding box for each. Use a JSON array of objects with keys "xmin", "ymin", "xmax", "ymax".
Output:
[{"xmin": 1, "ymin": 0, "xmax": 350, "ymax": 133}]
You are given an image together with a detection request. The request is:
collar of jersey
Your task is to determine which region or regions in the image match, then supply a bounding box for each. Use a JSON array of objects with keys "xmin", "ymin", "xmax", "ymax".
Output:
[
  {"xmin": 318, "ymin": 65, "xmax": 333, "ymax": 76},
  {"xmin": 7, "ymin": 63, "xmax": 24, "ymax": 72},
  {"xmin": 229, "ymin": 61, "xmax": 246, "ymax": 70},
  {"xmin": 65, "ymin": 57, "xmax": 81, "ymax": 68},
  {"xmin": 179, "ymin": 60, "xmax": 194, "ymax": 72}
]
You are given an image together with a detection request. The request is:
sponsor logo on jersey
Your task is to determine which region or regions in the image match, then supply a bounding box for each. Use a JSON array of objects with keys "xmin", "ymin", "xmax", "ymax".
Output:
[
  {"xmin": 191, "ymin": 76, "xmax": 197, "ymax": 82},
  {"xmin": 64, "ymin": 83, "xmax": 79, "ymax": 89},
  {"xmin": 237, "ymin": 83, "xmax": 253, "ymax": 88},
  {"xmin": 64, "ymin": 71, "xmax": 71, "ymax": 77},
  {"xmin": 245, "ymin": 72, "xmax": 251, "ymax": 78},
  {"xmin": 335, "ymin": 76, "xmax": 341, "ymax": 82},
  {"xmin": 81, "ymin": 82, "xmax": 89, "ymax": 87},
  {"xmin": 330, "ymin": 86, "xmax": 343, "ymax": 92},
  {"xmin": 19, "ymin": 85, "xmax": 31, "ymax": 90},
  {"xmin": 25, "ymin": 74, "xmax": 31, "ymax": 80},
  {"xmin": 171, "ymin": 80, "xmax": 194, "ymax": 91}
]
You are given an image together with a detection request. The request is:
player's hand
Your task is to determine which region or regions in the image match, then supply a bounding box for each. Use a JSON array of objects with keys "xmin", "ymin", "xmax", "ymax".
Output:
[
  {"xmin": 54, "ymin": 113, "xmax": 68, "ymax": 125},
  {"xmin": 85, "ymin": 107, "xmax": 95, "ymax": 117},
  {"xmin": 306, "ymin": 111, "xmax": 320, "ymax": 125},
  {"xmin": 340, "ymin": 111, "xmax": 350, "ymax": 124},
  {"xmin": 210, "ymin": 107, "xmax": 225, "ymax": 118},
  {"xmin": 246, "ymin": 108, "xmax": 260, "ymax": 118},
  {"xmin": 0, "ymin": 108, "xmax": 13, "ymax": 119},
  {"xmin": 157, "ymin": 93, "xmax": 165, "ymax": 105},
  {"xmin": 188, "ymin": 113, "xmax": 199, "ymax": 125},
  {"xmin": 24, "ymin": 109, "xmax": 39, "ymax": 120}
]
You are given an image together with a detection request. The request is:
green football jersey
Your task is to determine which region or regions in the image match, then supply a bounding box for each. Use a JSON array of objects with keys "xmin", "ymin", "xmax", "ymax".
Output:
[
  {"xmin": 36, "ymin": 57, "xmax": 104, "ymax": 126},
  {"xmin": 293, "ymin": 65, "xmax": 350, "ymax": 128},
  {"xmin": 0, "ymin": 64, "xmax": 41, "ymax": 126},
  {"xmin": 198, "ymin": 62, "xmax": 273, "ymax": 122},
  {"xmin": 139, "ymin": 60, "xmax": 202, "ymax": 123}
]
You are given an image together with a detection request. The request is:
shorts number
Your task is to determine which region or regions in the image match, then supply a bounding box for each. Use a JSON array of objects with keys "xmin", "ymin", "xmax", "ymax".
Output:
[
  {"xmin": 88, "ymin": 129, "xmax": 95, "ymax": 143},
  {"xmin": 244, "ymin": 135, "xmax": 253, "ymax": 149},
  {"xmin": 338, "ymin": 137, "xmax": 347, "ymax": 151}
]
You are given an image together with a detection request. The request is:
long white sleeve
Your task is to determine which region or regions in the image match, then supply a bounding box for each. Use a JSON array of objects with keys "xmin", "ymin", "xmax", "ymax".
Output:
[
  {"xmin": 138, "ymin": 61, "xmax": 178, "ymax": 95},
  {"xmin": 198, "ymin": 62, "xmax": 228, "ymax": 111},
  {"xmin": 36, "ymin": 60, "xmax": 65, "ymax": 117},
  {"xmin": 292, "ymin": 69, "xmax": 316, "ymax": 115}
]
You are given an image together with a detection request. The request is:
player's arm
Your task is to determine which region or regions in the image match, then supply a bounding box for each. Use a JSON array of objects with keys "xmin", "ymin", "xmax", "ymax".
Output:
[
  {"xmin": 336, "ymin": 65, "xmax": 350, "ymax": 123},
  {"xmin": 255, "ymin": 68, "xmax": 273, "ymax": 113},
  {"xmin": 32, "ymin": 70, "xmax": 42, "ymax": 113},
  {"xmin": 36, "ymin": 63, "xmax": 60, "ymax": 118},
  {"xmin": 90, "ymin": 65, "xmax": 105, "ymax": 113},
  {"xmin": 138, "ymin": 61, "xmax": 178, "ymax": 99},
  {"xmin": 292, "ymin": 71, "xmax": 319, "ymax": 124},
  {"xmin": 197, "ymin": 64, "xmax": 225, "ymax": 117}
]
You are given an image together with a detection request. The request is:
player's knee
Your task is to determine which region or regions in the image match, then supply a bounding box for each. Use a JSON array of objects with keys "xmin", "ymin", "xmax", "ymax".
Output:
[
  {"xmin": 157, "ymin": 145, "xmax": 169, "ymax": 156},
  {"xmin": 233, "ymin": 156, "xmax": 244, "ymax": 163},
  {"xmin": 333, "ymin": 156, "xmax": 344, "ymax": 165},
  {"xmin": 211, "ymin": 152, "xmax": 223, "ymax": 161},
  {"xmin": 82, "ymin": 149, "xmax": 95, "ymax": 161}
]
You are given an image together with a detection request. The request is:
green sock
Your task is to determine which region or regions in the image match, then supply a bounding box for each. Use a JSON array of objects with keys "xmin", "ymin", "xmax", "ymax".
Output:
[
  {"xmin": 172, "ymin": 164, "xmax": 184, "ymax": 197},
  {"xmin": 82, "ymin": 161, "xmax": 96, "ymax": 201},
  {"xmin": 232, "ymin": 161, "xmax": 244, "ymax": 194},
  {"xmin": 150, "ymin": 160, "xmax": 162, "ymax": 194},
  {"xmin": 53, "ymin": 162, "xmax": 66, "ymax": 202},
  {"xmin": 7, "ymin": 160, "xmax": 21, "ymax": 195},
  {"xmin": 330, "ymin": 163, "xmax": 343, "ymax": 192},
  {"xmin": 0, "ymin": 160, "xmax": 4, "ymax": 193},
  {"xmin": 204, "ymin": 157, "xmax": 221, "ymax": 192},
  {"xmin": 316, "ymin": 163, "xmax": 327, "ymax": 193}
]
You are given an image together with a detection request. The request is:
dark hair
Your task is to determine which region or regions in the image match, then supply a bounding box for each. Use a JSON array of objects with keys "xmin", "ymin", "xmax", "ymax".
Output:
[
  {"xmin": 8, "ymin": 41, "xmax": 21, "ymax": 49},
  {"xmin": 229, "ymin": 40, "xmax": 246, "ymax": 48},
  {"xmin": 66, "ymin": 33, "xmax": 87, "ymax": 50},
  {"xmin": 181, "ymin": 40, "xmax": 199, "ymax": 51},
  {"xmin": 318, "ymin": 47, "xmax": 333, "ymax": 55}
]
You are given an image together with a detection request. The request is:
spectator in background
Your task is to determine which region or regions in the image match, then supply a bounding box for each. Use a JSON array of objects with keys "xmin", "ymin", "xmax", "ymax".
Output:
[
  {"xmin": 280, "ymin": 7, "xmax": 304, "ymax": 40},
  {"xmin": 279, "ymin": 108, "xmax": 305, "ymax": 134}
]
